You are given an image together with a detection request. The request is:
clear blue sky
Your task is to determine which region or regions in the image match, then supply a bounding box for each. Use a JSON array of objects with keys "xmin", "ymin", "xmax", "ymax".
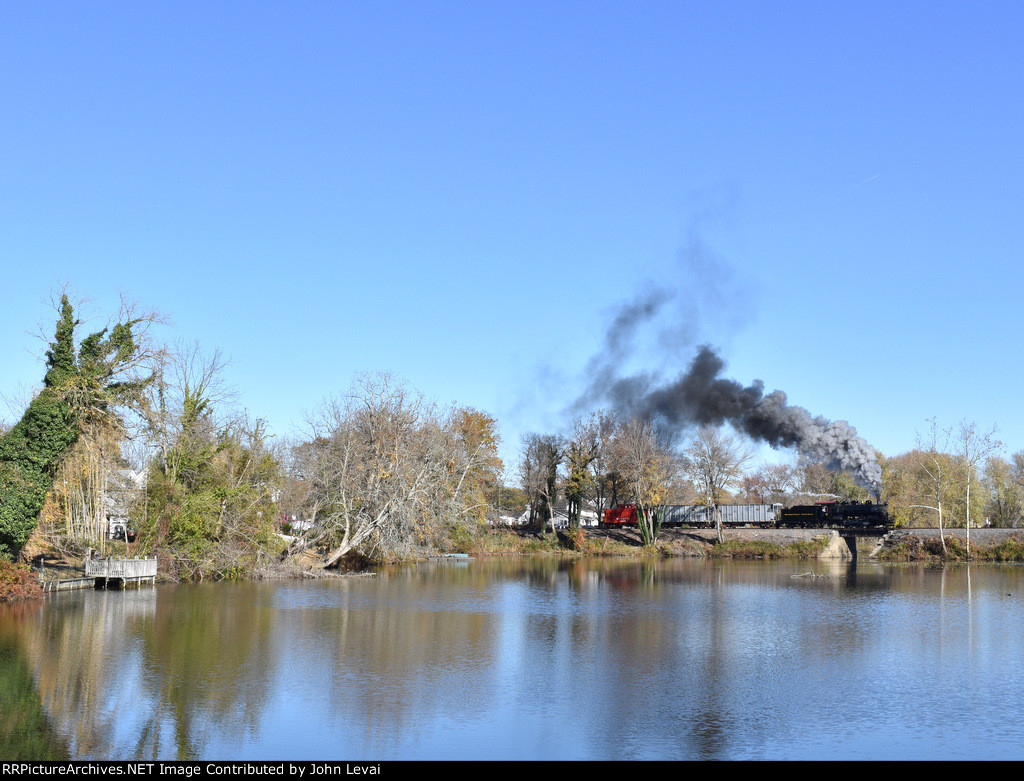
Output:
[{"xmin": 2, "ymin": 1, "xmax": 1022, "ymax": 477}]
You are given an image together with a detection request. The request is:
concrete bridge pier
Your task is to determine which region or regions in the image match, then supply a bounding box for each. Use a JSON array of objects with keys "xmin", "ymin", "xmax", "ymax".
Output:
[
  {"xmin": 819, "ymin": 531, "xmax": 864, "ymax": 560},
  {"xmin": 841, "ymin": 535, "xmax": 858, "ymax": 562}
]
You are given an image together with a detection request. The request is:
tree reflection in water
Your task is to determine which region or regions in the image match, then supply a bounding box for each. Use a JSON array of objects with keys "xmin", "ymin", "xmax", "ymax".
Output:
[{"xmin": 4, "ymin": 560, "xmax": 1024, "ymax": 760}]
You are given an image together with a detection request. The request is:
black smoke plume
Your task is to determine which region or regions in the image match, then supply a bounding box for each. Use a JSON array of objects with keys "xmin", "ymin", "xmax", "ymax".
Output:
[
  {"xmin": 556, "ymin": 206, "xmax": 882, "ymax": 495},
  {"xmin": 586, "ymin": 344, "xmax": 883, "ymax": 496}
]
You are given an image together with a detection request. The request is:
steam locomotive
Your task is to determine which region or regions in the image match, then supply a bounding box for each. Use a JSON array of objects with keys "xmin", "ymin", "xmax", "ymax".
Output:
[
  {"xmin": 600, "ymin": 501, "xmax": 891, "ymax": 530},
  {"xmin": 775, "ymin": 501, "xmax": 890, "ymax": 529}
]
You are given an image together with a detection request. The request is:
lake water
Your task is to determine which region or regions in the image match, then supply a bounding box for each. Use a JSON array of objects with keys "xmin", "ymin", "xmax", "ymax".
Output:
[{"xmin": 2, "ymin": 556, "xmax": 1024, "ymax": 761}]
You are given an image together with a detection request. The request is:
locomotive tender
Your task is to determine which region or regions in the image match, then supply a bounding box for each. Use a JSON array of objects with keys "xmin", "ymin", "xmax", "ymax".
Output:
[
  {"xmin": 775, "ymin": 500, "xmax": 890, "ymax": 529},
  {"xmin": 601, "ymin": 500, "xmax": 891, "ymax": 530}
]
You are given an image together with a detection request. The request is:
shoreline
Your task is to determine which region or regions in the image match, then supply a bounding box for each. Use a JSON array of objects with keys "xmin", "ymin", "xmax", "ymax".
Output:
[
  {"xmin": 464, "ymin": 525, "xmax": 1024, "ymax": 564},
  {"xmin": 8, "ymin": 525, "xmax": 1024, "ymax": 602}
]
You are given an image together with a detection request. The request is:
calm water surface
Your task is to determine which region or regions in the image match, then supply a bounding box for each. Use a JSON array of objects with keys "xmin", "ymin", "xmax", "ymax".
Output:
[{"xmin": 2, "ymin": 557, "xmax": 1024, "ymax": 761}]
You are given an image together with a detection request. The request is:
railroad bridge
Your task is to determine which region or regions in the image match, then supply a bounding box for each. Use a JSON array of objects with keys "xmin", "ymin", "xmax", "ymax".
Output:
[{"xmin": 830, "ymin": 527, "xmax": 1024, "ymax": 560}]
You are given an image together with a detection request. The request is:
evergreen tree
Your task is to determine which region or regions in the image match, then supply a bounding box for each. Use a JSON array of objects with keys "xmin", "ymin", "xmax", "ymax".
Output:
[{"xmin": 0, "ymin": 295, "xmax": 152, "ymax": 558}]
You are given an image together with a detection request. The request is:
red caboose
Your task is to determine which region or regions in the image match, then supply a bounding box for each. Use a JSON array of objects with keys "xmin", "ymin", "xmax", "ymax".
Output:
[{"xmin": 602, "ymin": 504, "xmax": 638, "ymax": 526}]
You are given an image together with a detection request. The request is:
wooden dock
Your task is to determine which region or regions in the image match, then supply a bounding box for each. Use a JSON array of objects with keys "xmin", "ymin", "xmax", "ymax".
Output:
[
  {"xmin": 82, "ymin": 557, "xmax": 158, "ymax": 589},
  {"xmin": 429, "ymin": 553, "xmax": 475, "ymax": 564},
  {"xmin": 40, "ymin": 576, "xmax": 97, "ymax": 593}
]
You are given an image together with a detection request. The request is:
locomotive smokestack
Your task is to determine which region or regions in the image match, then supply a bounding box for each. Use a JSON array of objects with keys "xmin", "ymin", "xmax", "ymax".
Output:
[{"xmin": 585, "ymin": 344, "xmax": 884, "ymax": 497}]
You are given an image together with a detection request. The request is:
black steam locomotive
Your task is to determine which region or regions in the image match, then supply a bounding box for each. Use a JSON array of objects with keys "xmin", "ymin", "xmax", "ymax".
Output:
[{"xmin": 776, "ymin": 500, "xmax": 891, "ymax": 530}]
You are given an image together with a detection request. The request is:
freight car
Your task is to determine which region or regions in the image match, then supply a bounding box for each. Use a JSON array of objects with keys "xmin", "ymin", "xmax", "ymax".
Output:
[
  {"xmin": 601, "ymin": 503, "xmax": 778, "ymax": 528},
  {"xmin": 601, "ymin": 500, "xmax": 891, "ymax": 530}
]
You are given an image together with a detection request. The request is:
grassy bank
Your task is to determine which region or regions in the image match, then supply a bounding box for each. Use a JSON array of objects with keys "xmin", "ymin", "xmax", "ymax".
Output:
[
  {"xmin": 874, "ymin": 532, "xmax": 1024, "ymax": 562},
  {"xmin": 451, "ymin": 526, "xmax": 643, "ymax": 557},
  {"xmin": 709, "ymin": 537, "xmax": 832, "ymax": 559},
  {"xmin": 449, "ymin": 526, "xmax": 831, "ymax": 560}
]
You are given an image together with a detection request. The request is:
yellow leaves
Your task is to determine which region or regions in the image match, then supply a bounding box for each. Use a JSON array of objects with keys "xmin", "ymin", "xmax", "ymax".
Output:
[
  {"xmin": 452, "ymin": 406, "xmax": 504, "ymax": 477},
  {"xmin": 453, "ymin": 407, "xmax": 500, "ymax": 451}
]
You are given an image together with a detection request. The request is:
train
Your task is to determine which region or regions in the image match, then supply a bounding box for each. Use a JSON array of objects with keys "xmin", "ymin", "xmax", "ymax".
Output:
[
  {"xmin": 600, "ymin": 500, "xmax": 891, "ymax": 530},
  {"xmin": 775, "ymin": 500, "xmax": 891, "ymax": 529}
]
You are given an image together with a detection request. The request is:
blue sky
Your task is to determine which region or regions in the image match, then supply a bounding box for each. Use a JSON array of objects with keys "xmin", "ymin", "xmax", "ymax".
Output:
[{"xmin": 2, "ymin": 1, "xmax": 1022, "ymax": 477}]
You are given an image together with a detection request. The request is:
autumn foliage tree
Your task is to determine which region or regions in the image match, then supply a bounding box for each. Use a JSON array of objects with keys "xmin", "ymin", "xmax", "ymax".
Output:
[
  {"xmin": 983, "ymin": 454, "xmax": 1024, "ymax": 528},
  {"xmin": 612, "ymin": 417, "xmax": 677, "ymax": 546},
  {"xmin": 565, "ymin": 415, "xmax": 602, "ymax": 529},
  {"xmin": 449, "ymin": 407, "xmax": 504, "ymax": 524}
]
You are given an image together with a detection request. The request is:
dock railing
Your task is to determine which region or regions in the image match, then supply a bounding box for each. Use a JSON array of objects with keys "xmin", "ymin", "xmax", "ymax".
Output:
[{"xmin": 85, "ymin": 557, "xmax": 158, "ymax": 580}]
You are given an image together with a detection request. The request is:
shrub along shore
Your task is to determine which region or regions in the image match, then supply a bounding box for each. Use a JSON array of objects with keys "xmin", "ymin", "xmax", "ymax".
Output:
[{"xmin": 6, "ymin": 526, "xmax": 1024, "ymax": 603}]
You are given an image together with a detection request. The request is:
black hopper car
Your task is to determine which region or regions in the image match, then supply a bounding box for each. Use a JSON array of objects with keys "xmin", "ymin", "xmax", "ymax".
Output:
[{"xmin": 776, "ymin": 500, "xmax": 891, "ymax": 530}]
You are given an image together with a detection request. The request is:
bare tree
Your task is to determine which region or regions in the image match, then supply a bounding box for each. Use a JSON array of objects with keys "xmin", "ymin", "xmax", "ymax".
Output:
[
  {"xmin": 910, "ymin": 419, "xmax": 957, "ymax": 555},
  {"xmin": 613, "ymin": 417, "xmax": 677, "ymax": 546},
  {"xmin": 300, "ymin": 375, "xmax": 428, "ymax": 564},
  {"xmin": 293, "ymin": 374, "xmax": 488, "ymax": 566},
  {"xmin": 586, "ymin": 410, "xmax": 619, "ymax": 525},
  {"xmin": 741, "ymin": 462, "xmax": 797, "ymax": 505},
  {"xmin": 954, "ymin": 420, "xmax": 1002, "ymax": 557},
  {"xmin": 685, "ymin": 425, "xmax": 754, "ymax": 543}
]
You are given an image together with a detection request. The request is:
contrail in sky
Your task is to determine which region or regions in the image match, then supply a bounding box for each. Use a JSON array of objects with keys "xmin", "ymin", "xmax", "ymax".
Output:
[{"xmin": 852, "ymin": 174, "xmax": 880, "ymax": 187}]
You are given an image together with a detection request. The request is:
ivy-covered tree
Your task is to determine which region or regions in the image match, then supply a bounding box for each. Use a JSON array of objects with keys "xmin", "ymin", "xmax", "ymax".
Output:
[
  {"xmin": 0, "ymin": 295, "xmax": 154, "ymax": 558},
  {"xmin": 518, "ymin": 433, "xmax": 565, "ymax": 533}
]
